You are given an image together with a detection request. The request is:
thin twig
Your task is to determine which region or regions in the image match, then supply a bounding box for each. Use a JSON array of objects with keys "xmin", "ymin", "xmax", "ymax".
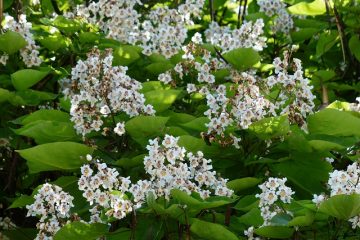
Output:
[
  {"xmin": 237, "ymin": 0, "xmax": 243, "ymax": 28},
  {"xmin": 224, "ymin": 204, "xmax": 231, "ymax": 226},
  {"xmin": 0, "ymin": 0, "xmax": 3, "ymax": 29},
  {"xmin": 214, "ymin": 46, "xmax": 228, "ymax": 64},
  {"xmin": 219, "ymin": 6, "xmax": 228, "ymax": 25},
  {"xmin": 241, "ymin": 0, "xmax": 248, "ymax": 24},
  {"xmin": 209, "ymin": 0, "xmax": 214, "ymax": 22}
]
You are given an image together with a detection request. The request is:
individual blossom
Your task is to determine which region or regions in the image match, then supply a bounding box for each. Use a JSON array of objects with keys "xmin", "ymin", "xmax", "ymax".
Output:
[
  {"xmin": 312, "ymin": 193, "xmax": 327, "ymax": 207},
  {"xmin": 114, "ymin": 122, "xmax": 126, "ymax": 136},
  {"xmin": 61, "ymin": 48, "xmax": 155, "ymax": 136},
  {"xmin": 350, "ymin": 97, "xmax": 360, "ymax": 112},
  {"xmin": 1, "ymin": 14, "xmax": 42, "ymax": 67},
  {"xmin": 26, "ymin": 184, "xmax": 74, "ymax": 239},
  {"xmin": 244, "ymin": 226, "xmax": 263, "ymax": 240},
  {"xmin": 256, "ymin": 177, "xmax": 294, "ymax": 226}
]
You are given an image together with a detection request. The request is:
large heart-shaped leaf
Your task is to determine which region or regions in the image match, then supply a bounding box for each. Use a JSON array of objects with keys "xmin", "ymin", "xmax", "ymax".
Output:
[
  {"xmin": 319, "ymin": 194, "xmax": 360, "ymax": 220},
  {"xmin": 17, "ymin": 142, "xmax": 93, "ymax": 173}
]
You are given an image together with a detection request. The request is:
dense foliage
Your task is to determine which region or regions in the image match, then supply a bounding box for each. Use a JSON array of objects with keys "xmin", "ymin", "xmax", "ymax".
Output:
[{"xmin": 0, "ymin": 0, "xmax": 360, "ymax": 239}]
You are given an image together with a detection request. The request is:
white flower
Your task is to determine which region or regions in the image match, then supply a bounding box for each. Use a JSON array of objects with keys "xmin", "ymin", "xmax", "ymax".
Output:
[
  {"xmin": 256, "ymin": 177, "xmax": 294, "ymax": 226},
  {"xmin": 60, "ymin": 48, "xmax": 155, "ymax": 136},
  {"xmin": 191, "ymin": 32, "xmax": 203, "ymax": 44},
  {"xmin": 26, "ymin": 184, "xmax": 74, "ymax": 238},
  {"xmin": 1, "ymin": 14, "xmax": 42, "ymax": 67},
  {"xmin": 114, "ymin": 122, "xmax": 126, "ymax": 136}
]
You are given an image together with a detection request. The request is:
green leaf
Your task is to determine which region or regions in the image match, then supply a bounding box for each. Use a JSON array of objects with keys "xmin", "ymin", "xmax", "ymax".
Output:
[
  {"xmin": 0, "ymin": 88, "xmax": 12, "ymax": 103},
  {"xmin": 125, "ymin": 116, "xmax": 169, "ymax": 146},
  {"xmin": 254, "ymin": 226, "xmax": 294, "ymax": 239},
  {"xmin": 4, "ymin": 0, "xmax": 14, "ymax": 10},
  {"xmin": 145, "ymin": 62, "xmax": 174, "ymax": 75},
  {"xmin": 349, "ymin": 35, "xmax": 360, "ymax": 62},
  {"xmin": 291, "ymin": 28, "xmax": 320, "ymax": 42},
  {"xmin": 238, "ymin": 208, "xmax": 263, "ymax": 226},
  {"xmin": 8, "ymin": 195, "xmax": 34, "ymax": 209},
  {"xmin": 141, "ymin": 81, "xmax": 165, "ymax": 93},
  {"xmin": 113, "ymin": 45, "xmax": 140, "ymax": 66},
  {"xmin": 2, "ymin": 228, "xmax": 37, "ymax": 240},
  {"xmin": 11, "ymin": 69, "xmax": 51, "ymax": 91},
  {"xmin": 273, "ymin": 152, "xmax": 332, "ymax": 194},
  {"xmin": 17, "ymin": 142, "xmax": 93, "ymax": 173},
  {"xmin": 181, "ymin": 117, "xmax": 209, "ymax": 132},
  {"xmin": 171, "ymin": 189, "xmax": 233, "ymax": 210},
  {"xmin": 144, "ymin": 89, "xmax": 181, "ymax": 112},
  {"xmin": 319, "ymin": 194, "xmax": 360, "ymax": 220},
  {"xmin": 288, "ymin": 0, "xmax": 326, "ymax": 16},
  {"xmin": 177, "ymin": 135, "xmax": 219, "ymax": 157},
  {"xmin": 79, "ymin": 32, "xmax": 101, "ymax": 44},
  {"xmin": 14, "ymin": 120, "xmax": 78, "ymax": 144},
  {"xmin": 271, "ymin": 213, "xmax": 292, "ymax": 226},
  {"xmin": 106, "ymin": 228, "xmax": 131, "ymax": 240},
  {"xmin": 9, "ymin": 90, "xmax": 57, "ymax": 106},
  {"xmin": 316, "ymin": 31, "xmax": 339, "ymax": 58},
  {"xmin": 227, "ymin": 178, "xmax": 261, "ymax": 192},
  {"xmin": 312, "ymin": 70, "xmax": 336, "ymax": 83},
  {"xmin": 0, "ymin": 31, "xmax": 27, "ymax": 54},
  {"xmin": 223, "ymin": 48, "xmax": 260, "ymax": 70},
  {"xmin": 233, "ymin": 195, "xmax": 258, "ymax": 212},
  {"xmin": 288, "ymin": 212, "xmax": 314, "ymax": 227},
  {"xmin": 308, "ymin": 109, "xmax": 360, "ymax": 137},
  {"xmin": 307, "ymin": 139, "xmax": 347, "ymax": 152},
  {"xmin": 327, "ymin": 101, "xmax": 350, "ymax": 111},
  {"xmin": 54, "ymin": 222, "xmax": 109, "ymax": 240},
  {"xmin": 190, "ymin": 219, "xmax": 239, "ymax": 240},
  {"xmin": 171, "ymin": 189, "xmax": 202, "ymax": 206},
  {"xmin": 249, "ymin": 115, "xmax": 290, "ymax": 140},
  {"xmin": 116, "ymin": 154, "xmax": 145, "ymax": 169},
  {"xmin": 19, "ymin": 109, "xmax": 71, "ymax": 125},
  {"xmin": 53, "ymin": 16, "xmax": 82, "ymax": 33},
  {"xmin": 40, "ymin": 34, "xmax": 68, "ymax": 51}
]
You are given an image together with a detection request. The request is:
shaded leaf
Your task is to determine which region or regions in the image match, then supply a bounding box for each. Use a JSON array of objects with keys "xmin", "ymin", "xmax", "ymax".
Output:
[{"xmin": 17, "ymin": 142, "xmax": 93, "ymax": 173}]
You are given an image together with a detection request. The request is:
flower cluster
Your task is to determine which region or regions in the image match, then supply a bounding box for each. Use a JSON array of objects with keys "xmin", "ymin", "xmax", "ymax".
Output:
[
  {"xmin": 141, "ymin": 135, "xmax": 233, "ymax": 200},
  {"xmin": 205, "ymin": 71, "xmax": 276, "ymax": 135},
  {"xmin": 78, "ymin": 161, "xmax": 134, "ymax": 222},
  {"xmin": 257, "ymin": 0, "xmax": 294, "ymax": 33},
  {"xmin": 328, "ymin": 162, "xmax": 360, "ymax": 196},
  {"xmin": 159, "ymin": 43, "xmax": 276, "ymax": 147},
  {"xmin": 256, "ymin": 177, "xmax": 294, "ymax": 226},
  {"xmin": 76, "ymin": 0, "xmax": 204, "ymax": 58},
  {"xmin": 266, "ymin": 50, "xmax": 315, "ymax": 128},
  {"xmin": 76, "ymin": 0, "xmax": 141, "ymax": 44},
  {"xmin": 139, "ymin": 0, "xmax": 205, "ymax": 58},
  {"xmin": 312, "ymin": 162, "xmax": 360, "ymax": 229},
  {"xmin": 26, "ymin": 184, "xmax": 74, "ymax": 239},
  {"xmin": 1, "ymin": 14, "xmax": 42, "ymax": 67},
  {"xmin": 78, "ymin": 136, "xmax": 233, "ymax": 221},
  {"xmin": 0, "ymin": 217, "xmax": 16, "ymax": 230},
  {"xmin": 204, "ymin": 19, "xmax": 267, "ymax": 53},
  {"xmin": 61, "ymin": 48, "xmax": 155, "ymax": 136}
]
